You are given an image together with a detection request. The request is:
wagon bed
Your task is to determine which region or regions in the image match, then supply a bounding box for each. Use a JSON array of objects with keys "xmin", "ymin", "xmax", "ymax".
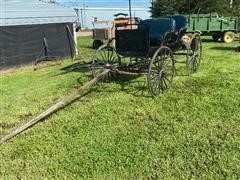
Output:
[{"xmin": 187, "ymin": 13, "xmax": 239, "ymax": 43}]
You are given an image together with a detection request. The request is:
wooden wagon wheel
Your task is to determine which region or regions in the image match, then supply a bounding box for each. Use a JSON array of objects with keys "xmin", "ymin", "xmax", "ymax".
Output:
[
  {"xmin": 148, "ymin": 46, "xmax": 175, "ymax": 97},
  {"xmin": 187, "ymin": 33, "xmax": 202, "ymax": 74},
  {"xmin": 92, "ymin": 44, "xmax": 121, "ymax": 84}
]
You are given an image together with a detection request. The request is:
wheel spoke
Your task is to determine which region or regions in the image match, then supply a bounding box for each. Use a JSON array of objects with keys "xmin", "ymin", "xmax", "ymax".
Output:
[
  {"xmin": 162, "ymin": 77, "xmax": 169, "ymax": 90},
  {"xmin": 153, "ymin": 59, "xmax": 160, "ymax": 69},
  {"xmin": 92, "ymin": 65, "xmax": 105, "ymax": 69},
  {"xmin": 151, "ymin": 73, "xmax": 158, "ymax": 80},
  {"xmin": 160, "ymin": 79, "xmax": 165, "ymax": 93},
  {"xmin": 163, "ymin": 76, "xmax": 171, "ymax": 83},
  {"xmin": 109, "ymin": 49, "xmax": 114, "ymax": 62},
  {"xmin": 152, "ymin": 78, "xmax": 159, "ymax": 93},
  {"xmin": 99, "ymin": 50, "xmax": 106, "ymax": 61},
  {"xmin": 163, "ymin": 58, "xmax": 171, "ymax": 67}
]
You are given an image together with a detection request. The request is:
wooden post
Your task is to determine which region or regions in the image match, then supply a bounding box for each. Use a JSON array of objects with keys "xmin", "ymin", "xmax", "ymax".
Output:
[{"xmin": 1, "ymin": 69, "xmax": 110, "ymax": 143}]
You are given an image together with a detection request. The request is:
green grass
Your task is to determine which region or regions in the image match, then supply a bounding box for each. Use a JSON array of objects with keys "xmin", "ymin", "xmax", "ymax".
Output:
[{"xmin": 0, "ymin": 37, "xmax": 240, "ymax": 179}]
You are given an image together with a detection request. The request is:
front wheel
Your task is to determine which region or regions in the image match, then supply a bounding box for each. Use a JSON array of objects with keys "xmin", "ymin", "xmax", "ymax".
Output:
[
  {"xmin": 92, "ymin": 44, "xmax": 120, "ymax": 84},
  {"xmin": 147, "ymin": 46, "xmax": 175, "ymax": 97}
]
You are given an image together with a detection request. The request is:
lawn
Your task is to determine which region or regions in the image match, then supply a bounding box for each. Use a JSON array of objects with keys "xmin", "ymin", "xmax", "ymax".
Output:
[{"xmin": 0, "ymin": 36, "xmax": 240, "ymax": 179}]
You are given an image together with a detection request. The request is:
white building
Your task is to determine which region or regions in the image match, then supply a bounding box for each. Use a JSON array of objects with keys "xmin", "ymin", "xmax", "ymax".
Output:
[{"xmin": 77, "ymin": 7, "xmax": 151, "ymax": 29}]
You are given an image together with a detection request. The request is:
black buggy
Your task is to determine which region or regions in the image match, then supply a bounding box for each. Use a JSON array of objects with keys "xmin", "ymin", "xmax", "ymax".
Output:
[{"xmin": 91, "ymin": 15, "xmax": 202, "ymax": 97}]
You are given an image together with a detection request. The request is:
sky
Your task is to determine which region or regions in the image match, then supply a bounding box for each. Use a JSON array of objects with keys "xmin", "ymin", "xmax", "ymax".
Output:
[
  {"xmin": 56, "ymin": 0, "xmax": 152, "ymax": 28},
  {"xmin": 58, "ymin": 0, "xmax": 151, "ymax": 8}
]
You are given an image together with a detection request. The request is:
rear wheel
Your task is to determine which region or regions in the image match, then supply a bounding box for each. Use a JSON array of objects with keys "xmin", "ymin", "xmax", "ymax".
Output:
[
  {"xmin": 222, "ymin": 31, "xmax": 235, "ymax": 43},
  {"xmin": 148, "ymin": 46, "xmax": 175, "ymax": 97},
  {"xmin": 93, "ymin": 40, "xmax": 103, "ymax": 49},
  {"xmin": 187, "ymin": 33, "xmax": 202, "ymax": 74}
]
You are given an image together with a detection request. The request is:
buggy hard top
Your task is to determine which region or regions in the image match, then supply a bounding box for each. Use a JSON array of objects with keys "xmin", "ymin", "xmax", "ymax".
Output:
[
  {"xmin": 141, "ymin": 15, "xmax": 188, "ymax": 45},
  {"xmin": 115, "ymin": 15, "xmax": 189, "ymax": 56}
]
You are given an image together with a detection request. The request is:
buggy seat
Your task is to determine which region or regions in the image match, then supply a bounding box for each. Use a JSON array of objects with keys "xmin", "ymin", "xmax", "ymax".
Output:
[
  {"xmin": 141, "ymin": 18, "xmax": 176, "ymax": 46},
  {"xmin": 167, "ymin": 15, "xmax": 188, "ymax": 31},
  {"xmin": 161, "ymin": 15, "xmax": 188, "ymax": 41}
]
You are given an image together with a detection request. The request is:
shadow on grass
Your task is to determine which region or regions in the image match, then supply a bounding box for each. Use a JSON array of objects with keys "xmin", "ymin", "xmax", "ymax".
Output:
[
  {"xmin": 113, "ymin": 74, "xmax": 151, "ymax": 98},
  {"xmin": 50, "ymin": 61, "xmax": 93, "ymax": 86},
  {"xmin": 210, "ymin": 46, "xmax": 237, "ymax": 51},
  {"xmin": 51, "ymin": 61, "xmax": 92, "ymax": 77},
  {"xmin": 89, "ymin": 73, "xmax": 150, "ymax": 98},
  {"xmin": 54, "ymin": 60, "xmax": 196, "ymax": 98},
  {"xmin": 60, "ymin": 61, "xmax": 92, "ymax": 72},
  {"xmin": 82, "ymin": 45, "xmax": 94, "ymax": 49},
  {"xmin": 51, "ymin": 57, "xmax": 209, "ymax": 98},
  {"xmin": 201, "ymin": 38, "xmax": 215, "ymax": 43}
]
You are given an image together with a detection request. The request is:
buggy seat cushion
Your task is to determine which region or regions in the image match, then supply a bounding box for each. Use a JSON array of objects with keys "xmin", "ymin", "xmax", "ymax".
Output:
[
  {"xmin": 141, "ymin": 18, "xmax": 176, "ymax": 45},
  {"xmin": 160, "ymin": 15, "xmax": 188, "ymax": 41}
]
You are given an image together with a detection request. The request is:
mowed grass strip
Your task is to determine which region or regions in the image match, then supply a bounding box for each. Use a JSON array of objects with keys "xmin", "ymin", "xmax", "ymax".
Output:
[{"xmin": 0, "ymin": 37, "xmax": 240, "ymax": 179}]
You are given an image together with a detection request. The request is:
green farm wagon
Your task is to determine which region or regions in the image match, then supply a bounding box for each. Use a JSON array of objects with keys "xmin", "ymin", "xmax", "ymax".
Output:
[{"xmin": 187, "ymin": 13, "xmax": 240, "ymax": 43}]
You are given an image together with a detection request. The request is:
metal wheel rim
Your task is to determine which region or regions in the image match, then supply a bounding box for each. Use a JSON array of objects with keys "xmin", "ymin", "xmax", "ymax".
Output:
[{"xmin": 224, "ymin": 33, "xmax": 234, "ymax": 43}]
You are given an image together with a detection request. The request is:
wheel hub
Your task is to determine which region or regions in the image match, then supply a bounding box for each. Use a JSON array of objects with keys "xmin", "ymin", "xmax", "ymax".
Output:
[{"xmin": 105, "ymin": 63, "xmax": 113, "ymax": 69}]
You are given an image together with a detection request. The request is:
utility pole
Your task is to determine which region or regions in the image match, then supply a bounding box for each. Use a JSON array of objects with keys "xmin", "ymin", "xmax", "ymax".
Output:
[
  {"xmin": 230, "ymin": 0, "xmax": 233, "ymax": 8},
  {"xmin": 49, "ymin": 0, "xmax": 57, "ymax": 3},
  {"xmin": 73, "ymin": 0, "xmax": 79, "ymax": 7},
  {"xmin": 83, "ymin": 0, "xmax": 87, "ymax": 29},
  {"xmin": 128, "ymin": 0, "xmax": 132, "ymax": 29}
]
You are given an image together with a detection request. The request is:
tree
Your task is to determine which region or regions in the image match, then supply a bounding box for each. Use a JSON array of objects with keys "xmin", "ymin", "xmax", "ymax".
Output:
[{"xmin": 151, "ymin": 0, "xmax": 239, "ymax": 17}]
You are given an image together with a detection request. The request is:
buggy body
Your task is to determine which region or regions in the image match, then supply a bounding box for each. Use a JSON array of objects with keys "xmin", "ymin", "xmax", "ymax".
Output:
[{"xmin": 91, "ymin": 15, "xmax": 202, "ymax": 97}]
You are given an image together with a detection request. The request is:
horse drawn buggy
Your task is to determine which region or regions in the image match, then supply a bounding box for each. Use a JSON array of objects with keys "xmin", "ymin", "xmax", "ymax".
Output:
[{"xmin": 91, "ymin": 15, "xmax": 202, "ymax": 97}]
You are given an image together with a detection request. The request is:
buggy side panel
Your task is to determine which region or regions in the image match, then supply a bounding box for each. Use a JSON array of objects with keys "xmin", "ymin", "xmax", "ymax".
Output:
[{"xmin": 115, "ymin": 27, "xmax": 149, "ymax": 57}]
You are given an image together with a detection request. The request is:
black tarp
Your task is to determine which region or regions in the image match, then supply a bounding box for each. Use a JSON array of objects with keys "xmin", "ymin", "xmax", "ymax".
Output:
[{"xmin": 0, "ymin": 23, "xmax": 75, "ymax": 70}]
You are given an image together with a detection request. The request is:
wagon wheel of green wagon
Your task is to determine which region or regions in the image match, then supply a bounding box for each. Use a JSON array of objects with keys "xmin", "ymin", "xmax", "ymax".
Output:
[
  {"xmin": 92, "ymin": 44, "xmax": 121, "ymax": 84},
  {"xmin": 148, "ymin": 46, "xmax": 175, "ymax": 97},
  {"xmin": 223, "ymin": 31, "xmax": 235, "ymax": 43},
  {"xmin": 187, "ymin": 33, "xmax": 202, "ymax": 74}
]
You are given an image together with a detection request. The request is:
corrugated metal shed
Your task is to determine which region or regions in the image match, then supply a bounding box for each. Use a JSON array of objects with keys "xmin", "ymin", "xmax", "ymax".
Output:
[{"xmin": 0, "ymin": 0, "xmax": 77, "ymax": 26}]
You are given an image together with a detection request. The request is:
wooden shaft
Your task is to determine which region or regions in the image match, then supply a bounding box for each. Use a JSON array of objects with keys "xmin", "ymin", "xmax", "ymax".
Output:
[
  {"xmin": 1, "ymin": 69, "xmax": 110, "ymax": 143},
  {"xmin": 112, "ymin": 69, "xmax": 147, "ymax": 76}
]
